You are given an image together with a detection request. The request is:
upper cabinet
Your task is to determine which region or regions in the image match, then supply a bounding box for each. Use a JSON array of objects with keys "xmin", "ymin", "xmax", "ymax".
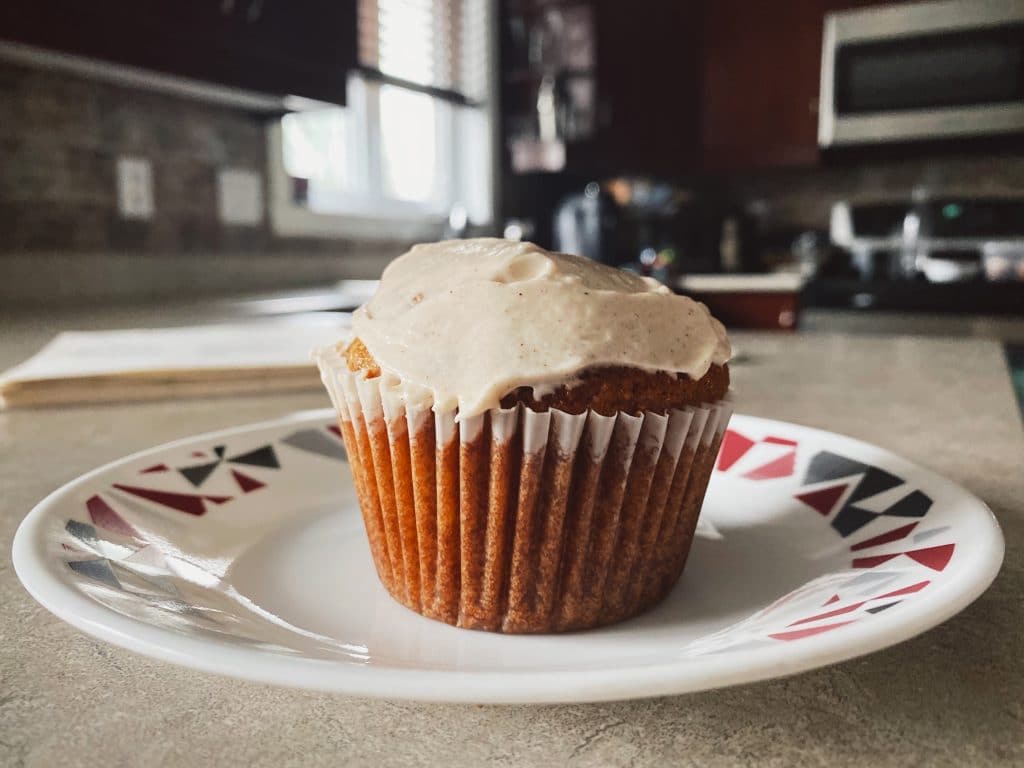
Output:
[
  {"xmin": 500, "ymin": 0, "xmax": 703, "ymax": 179},
  {"xmin": 0, "ymin": 0, "xmax": 358, "ymax": 105},
  {"xmin": 588, "ymin": 1, "xmax": 704, "ymax": 176},
  {"xmin": 501, "ymin": 0, "xmax": 894, "ymax": 178},
  {"xmin": 700, "ymin": 0, "xmax": 825, "ymax": 170},
  {"xmin": 700, "ymin": 0, "xmax": 890, "ymax": 171}
]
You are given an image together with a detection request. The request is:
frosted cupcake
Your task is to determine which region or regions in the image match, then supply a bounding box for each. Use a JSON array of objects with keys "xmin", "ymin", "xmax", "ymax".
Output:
[{"xmin": 317, "ymin": 238, "xmax": 732, "ymax": 633}]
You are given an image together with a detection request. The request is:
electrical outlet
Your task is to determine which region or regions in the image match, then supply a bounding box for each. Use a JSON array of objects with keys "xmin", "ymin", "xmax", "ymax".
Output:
[
  {"xmin": 217, "ymin": 169, "xmax": 263, "ymax": 226},
  {"xmin": 116, "ymin": 156, "xmax": 154, "ymax": 220}
]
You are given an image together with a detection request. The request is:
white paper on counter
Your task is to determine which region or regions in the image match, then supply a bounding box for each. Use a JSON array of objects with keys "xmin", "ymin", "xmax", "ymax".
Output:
[{"xmin": 0, "ymin": 313, "xmax": 351, "ymax": 407}]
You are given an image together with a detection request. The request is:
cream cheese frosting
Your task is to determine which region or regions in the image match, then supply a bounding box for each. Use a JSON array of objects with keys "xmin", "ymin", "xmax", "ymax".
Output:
[{"xmin": 351, "ymin": 238, "xmax": 731, "ymax": 416}]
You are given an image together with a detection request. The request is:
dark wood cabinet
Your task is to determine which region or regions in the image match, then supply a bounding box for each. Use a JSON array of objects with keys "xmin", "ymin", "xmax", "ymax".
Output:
[
  {"xmin": 498, "ymin": 0, "xmax": 705, "ymax": 244},
  {"xmin": 0, "ymin": 0, "xmax": 357, "ymax": 105},
  {"xmin": 700, "ymin": 0, "xmax": 890, "ymax": 171},
  {"xmin": 500, "ymin": 0, "xmax": 704, "ymax": 179},
  {"xmin": 502, "ymin": 0, "xmax": 887, "ymax": 181},
  {"xmin": 700, "ymin": 0, "xmax": 824, "ymax": 170},
  {"xmin": 586, "ymin": 0, "xmax": 703, "ymax": 176}
]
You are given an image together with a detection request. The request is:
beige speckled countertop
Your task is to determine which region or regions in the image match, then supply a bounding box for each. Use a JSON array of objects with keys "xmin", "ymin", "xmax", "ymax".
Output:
[{"xmin": 1, "ymin": 304, "xmax": 1022, "ymax": 767}]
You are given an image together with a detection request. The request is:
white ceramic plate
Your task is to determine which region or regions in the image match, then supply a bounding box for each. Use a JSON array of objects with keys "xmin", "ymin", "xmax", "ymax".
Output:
[{"xmin": 13, "ymin": 410, "xmax": 1003, "ymax": 703}]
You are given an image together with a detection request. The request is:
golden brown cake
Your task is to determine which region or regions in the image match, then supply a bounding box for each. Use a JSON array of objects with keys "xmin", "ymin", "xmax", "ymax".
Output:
[
  {"xmin": 346, "ymin": 337, "xmax": 730, "ymax": 416},
  {"xmin": 317, "ymin": 238, "xmax": 733, "ymax": 633}
]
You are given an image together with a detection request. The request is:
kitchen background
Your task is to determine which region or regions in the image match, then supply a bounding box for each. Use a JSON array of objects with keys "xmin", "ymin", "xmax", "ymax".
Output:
[
  {"xmin": 1, "ymin": 0, "xmax": 1023, "ymax": 323},
  {"xmin": 4, "ymin": 3, "xmax": 1024, "ymax": 760}
]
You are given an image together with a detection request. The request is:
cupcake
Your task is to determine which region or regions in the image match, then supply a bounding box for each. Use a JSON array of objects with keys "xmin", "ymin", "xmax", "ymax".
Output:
[{"xmin": 317, "ymin": 238, "xmax": 732, "ymax": 633}]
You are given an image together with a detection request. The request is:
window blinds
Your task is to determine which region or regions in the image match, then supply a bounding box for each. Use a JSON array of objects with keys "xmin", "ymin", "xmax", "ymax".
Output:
[{"xmin": 357, "ymin": 0, "xmax": 489, "ymax": 103}]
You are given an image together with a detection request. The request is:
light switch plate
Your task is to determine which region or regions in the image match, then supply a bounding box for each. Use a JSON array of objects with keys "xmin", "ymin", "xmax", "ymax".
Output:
[
  {"xmin": 116, "ymin": 156, "xmax": 154, "ymax": 220},
  {"xmin": 217, "ymin": 169, "xmax": 264, "ymax": 226}
]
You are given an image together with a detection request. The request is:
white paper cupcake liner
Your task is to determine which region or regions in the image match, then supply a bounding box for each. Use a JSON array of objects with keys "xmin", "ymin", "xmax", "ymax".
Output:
[{"xmin": 317, "ymin": 346, "xmax": 732, "ymax": 633}]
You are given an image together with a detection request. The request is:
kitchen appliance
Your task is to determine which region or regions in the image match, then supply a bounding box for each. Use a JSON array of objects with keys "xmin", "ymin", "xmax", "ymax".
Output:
[
  {"xmin": 708, "ymin": 207, "xmax": 761, "ymax": 274},
  {"xmin": 829, "ymin": 201, "xmax": 916, "ymax": 280},
  {"xmin": 830, "ymin": 196, "xmax": 1024, "ymax": 283},
  {"xmin": 553, "ymin": 178, "xmax": 695, "ymax": 281},
  {"xmin": 552, "ymin": 182, "xmax": 616, "ymax": 264},
  {"xmin": 819, "ymin": 0, "xmax": 1024, "ymax": 147}
]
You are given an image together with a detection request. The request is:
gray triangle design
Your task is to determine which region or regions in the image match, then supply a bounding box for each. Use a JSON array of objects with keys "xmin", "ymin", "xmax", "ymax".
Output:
[
  {"xmin": 913, "ymin": 525, "xmax": 951, "ymax": 543},
  {"xmin": 65, "ymin": 519, "xmax": 98, "ymax": 549},
  {"xmin": 843, "ymin": 570, "xmax": 903, "ymax": 589},
  {"xmin": 281, "ymin": 429, "xmax": 347, "ymax": 461},
  {"xmin": 68, "ymin": 558, "xmax": 122, "ymax": 590}
]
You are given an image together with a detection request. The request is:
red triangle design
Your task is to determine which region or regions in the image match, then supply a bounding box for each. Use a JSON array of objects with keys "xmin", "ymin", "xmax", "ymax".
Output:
[
  {"xmin": 852, "ymin": 552, "xmax": 900, "ymax": 569},
  {"xmin": 764, "ymin": 436, "xmax": 797, "ymax": 446},
  {"xmin": 191, "ymin": 451, "xmax": 206, "ymax": 458},
  {"xmin": 203, "ymin": 495, "xmax": 233, "ymax": 505},
  {"xmin": 327, "ymin": 424, "xmax": 342, "ymax": 437},
  {"xmin": 743, "ymin": 451, "xmax": 796, "ymax": 480},
  {"xmin": 141, "ymin": 463, "xmax": 169, "ymax": 474},
  {"xmin": 717, "ymin": 430, "xmax": 755, "ymax": 472},
  {"xmin": 113, "ymin": 484, "xmax": 207, "ymax": 516},
  {"xmin": 795, "ymin": 484, "xmax": 847, "ymax": 516},
  {"xmin": 769, "ymin": 620, "xmax": 856, "ymax": 641},
  {"xmin": 789, "ymin": 601, "xmax": 865, "ymax": 627},
  {"xmin": 906, "ymin": 544, "xmax": 955, "ymax": 572},
  {"xmin": 86, "ymin": 495, "xmax": 139, "ymax": 537},
  {"xmin": 874, "ymin": 580, "xmax": 931, "ymax": 600},
  {"xmin": 231, "ymin": 469, "xmax": 266, "ymax": 493},
  {"xmin": 850, "ymin": 522, "xmax": 919, "ymax": 552},
  {"xmin": 824, "ymin": 594, "xmax": 841, "ymax": 605}
]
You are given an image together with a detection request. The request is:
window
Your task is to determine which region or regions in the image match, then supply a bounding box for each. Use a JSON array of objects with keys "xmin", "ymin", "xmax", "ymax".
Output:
[{"xmin": 271, "ymin": 0, "xmax": 493, "ymax": 238}]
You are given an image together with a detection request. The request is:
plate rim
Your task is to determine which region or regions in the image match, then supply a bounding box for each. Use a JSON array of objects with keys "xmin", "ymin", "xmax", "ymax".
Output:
[{"xmin": 12, "ymin": 409, "xmax": 1005, "ymax": 704}]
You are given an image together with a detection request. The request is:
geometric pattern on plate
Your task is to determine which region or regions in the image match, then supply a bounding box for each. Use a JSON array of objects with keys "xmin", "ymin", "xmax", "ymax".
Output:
[
  {"xmin": 716, "ymin": 430, "xmax": 797, "ymax": 480},
  {"xmin": 60, "ymin": 422, "xmax": 957, "ymax": 652},
  {"xmin": 796, "ymin": 451, "xmax": 933, "ymax": 537},
  {"xmin": 58, "ymin": 423, "xmax": 349, "ymax": 649},
  {"xmin": 679, "ymin": 428, "xmax": 957, "ymax": 654}
]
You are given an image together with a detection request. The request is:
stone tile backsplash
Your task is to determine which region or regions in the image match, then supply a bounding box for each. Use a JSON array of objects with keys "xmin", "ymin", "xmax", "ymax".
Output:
[
  {"xmin": 0, "ymin": 58, "xmax": 287, "ymax": 253},
  {"xmin": 0, "ymin": 58, "xmax": 407, "ymax": 303},
  {"xmin": 710, "ymin": 153, "xmax": 1024, "ymax": 235}
]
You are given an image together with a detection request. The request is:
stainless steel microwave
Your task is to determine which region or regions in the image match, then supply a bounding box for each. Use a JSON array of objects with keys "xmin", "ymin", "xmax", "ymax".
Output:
[{"xmin": 819, "ymin": 0, "xmax": 1024, "ymax": 146}]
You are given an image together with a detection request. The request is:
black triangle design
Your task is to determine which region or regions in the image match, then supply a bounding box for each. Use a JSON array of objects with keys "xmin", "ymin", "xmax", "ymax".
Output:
[
  {"xmin": 866, "ymin": 601, "xmax": 899, "ymax": 614},
  {"xmin": 848, "ymin": 467, "xmax": 903, "ymax": 504},
  {"xmin": 831, "ymin": 505, "xmax": 877, "ymax": 537},
  {"xmin": 214, "ymin": 445, "xmax": 226, "ymax": 458},
  {"xmin": 803, "ymin": 451, "xmax": 868, "ymax": 486},
  {"xmin": 227, "ymin": 445, "xmax": 279, "ymax": 469},
  {"xmin": 178, "ymin": 461, "xmax": 221, "ymax": 487},
  {"xmin": 883, "ymin": 489, "xmax": 932, "ymax": 518}
]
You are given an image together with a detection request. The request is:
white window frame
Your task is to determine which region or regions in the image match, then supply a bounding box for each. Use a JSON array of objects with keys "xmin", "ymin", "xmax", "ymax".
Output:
[{"xmin": 268, "ymin": 4, "xmax": 498, "ymax": 241}]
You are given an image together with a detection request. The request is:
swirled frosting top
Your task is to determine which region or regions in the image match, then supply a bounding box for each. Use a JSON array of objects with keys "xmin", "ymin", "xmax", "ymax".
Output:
[{"xmin": 351, "ymin": 238, "xmax": 731, "ymax": 416}]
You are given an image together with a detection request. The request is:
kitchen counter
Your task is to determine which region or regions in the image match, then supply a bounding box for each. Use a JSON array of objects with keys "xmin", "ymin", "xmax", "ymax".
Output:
[{"xmin": 2, "ymin": 304, "xmax": 1023, "ymax": 767}]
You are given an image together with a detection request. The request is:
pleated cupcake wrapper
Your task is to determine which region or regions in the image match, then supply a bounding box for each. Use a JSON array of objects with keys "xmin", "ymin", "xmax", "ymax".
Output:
[{"xmin": 317, "ymin": 349, "xmax": 732, "ymax": 633}]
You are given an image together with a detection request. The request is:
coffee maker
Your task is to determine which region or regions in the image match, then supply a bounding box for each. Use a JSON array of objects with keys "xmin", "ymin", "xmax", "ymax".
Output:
[{"xmin": 553, "ymin": 177, "xmax": 696, "ymax": 281}]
